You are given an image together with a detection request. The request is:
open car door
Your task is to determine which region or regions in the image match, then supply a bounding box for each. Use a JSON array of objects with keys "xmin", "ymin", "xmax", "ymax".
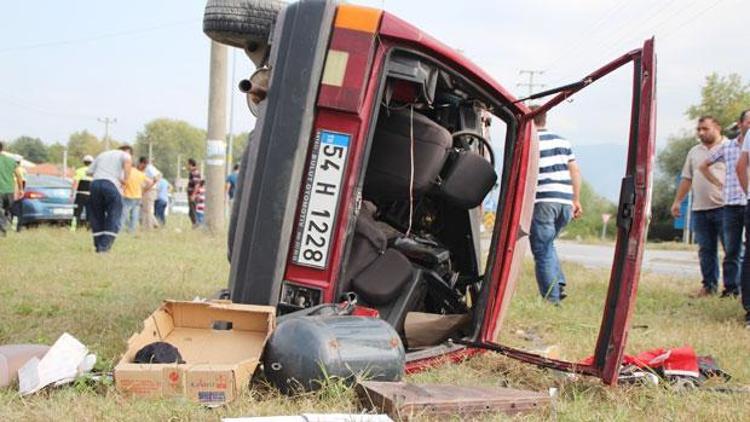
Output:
[{"xmin": 465, "ymin": 38, "xmax": 656, "ymax": 385}]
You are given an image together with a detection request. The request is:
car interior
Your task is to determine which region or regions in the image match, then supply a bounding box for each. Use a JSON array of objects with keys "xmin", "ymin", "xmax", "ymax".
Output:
[{"xmin": 338, "ymin": 51, "xmax": 505, "ymax": 350}]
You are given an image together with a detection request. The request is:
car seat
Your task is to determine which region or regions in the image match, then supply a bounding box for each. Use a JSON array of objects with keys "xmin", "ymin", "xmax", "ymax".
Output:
[
  {"xmin": 363, "ymin": 107, "xmax": 452, "ymax": 202},
  {"xmin": 341, "ymin": 202, "xmax": 426, "ymax": 334}
]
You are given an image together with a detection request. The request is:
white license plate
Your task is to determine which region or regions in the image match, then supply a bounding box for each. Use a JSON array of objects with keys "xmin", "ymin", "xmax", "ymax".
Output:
[
  {"xmin": 52, "ymin": 208, "xmax": 73, "ymax": 216},
  {"xmin": 292, "ymin": 130, "xmax": 351, "ymax": 269}
]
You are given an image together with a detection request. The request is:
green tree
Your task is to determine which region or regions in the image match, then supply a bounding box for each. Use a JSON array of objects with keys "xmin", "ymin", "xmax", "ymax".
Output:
[
  {"xmin": 686, "ymin": 73, "xmax": 750, "ymax": 129},
  {"xmin": 134, "ymin": 119, "xmax": 206, "ymax": 182},
  {"xmin": 46, "ymin": 143, "xmax": 66, "ymax": 164},
  {"xmin": 562, "ymin": 180, "xmax": 617, "ymax": 240},
  {"xmin": 229, "ymin": 131, "xmax": 250, "ymax": 167},
  {"xmin": 67, "ymin": 131, "xmax": 104, "ymax": 167},
  {"xmin": 9, "ymin": 136, "xmax": 48, "ymax": 163},
  {"xmin": 657, "ymin": 131, "xmax": 697, "ymax": 177}
]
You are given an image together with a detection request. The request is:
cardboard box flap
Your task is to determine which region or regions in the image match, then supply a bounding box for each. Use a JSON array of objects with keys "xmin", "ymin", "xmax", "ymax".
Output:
[
  {"xmin": 118, "ymin": 306, "xmax": 176, "ymax": 365},
  {"xmin": 165, "ymin": 301, "xmax": 274, "ymax": 332}
]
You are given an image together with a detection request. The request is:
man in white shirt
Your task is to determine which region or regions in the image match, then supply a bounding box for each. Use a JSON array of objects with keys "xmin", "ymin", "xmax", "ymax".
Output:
[
  {"xmin": 671, "ymin": 117, "xmax": 727, "ymax": 297},
  {"xmin": 87, "ymin": 145, "xmax": 132, "ymax": 253}
]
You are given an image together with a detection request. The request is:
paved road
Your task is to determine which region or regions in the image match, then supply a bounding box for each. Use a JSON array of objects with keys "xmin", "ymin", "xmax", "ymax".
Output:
[
  {"xmin": 555, "ymin": 241, "xmax": 699, "ymax": 277},
  {"xmin": 481, "ymin": 237, "xmax": 700, "ymax": 277}
]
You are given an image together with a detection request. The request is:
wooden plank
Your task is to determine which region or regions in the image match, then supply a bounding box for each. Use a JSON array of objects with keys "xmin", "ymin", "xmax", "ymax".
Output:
[{"xmin": 356, "ymin": 381, "xmax": 550, "ymax": 420}]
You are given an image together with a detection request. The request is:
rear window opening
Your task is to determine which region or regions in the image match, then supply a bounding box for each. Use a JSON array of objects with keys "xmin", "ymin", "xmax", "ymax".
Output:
[{"xmin": 336, "ymin": 50, "xmax": 512, "ymax": 353}]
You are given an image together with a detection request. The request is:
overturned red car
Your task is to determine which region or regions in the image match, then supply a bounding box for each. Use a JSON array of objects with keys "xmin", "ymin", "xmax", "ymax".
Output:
[{"xmin": 205, "ymin": 0, "xmax": 656, "ymax": 385}]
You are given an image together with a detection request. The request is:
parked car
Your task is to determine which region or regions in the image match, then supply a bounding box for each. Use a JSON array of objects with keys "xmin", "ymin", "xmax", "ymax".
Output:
[
  {"xmin": 205, "ymin": 0, "xmax": 656, "ymax": 385},
  {"xmin": 14, "ymin": 175, "xmax": 76, "ymax": 228}
]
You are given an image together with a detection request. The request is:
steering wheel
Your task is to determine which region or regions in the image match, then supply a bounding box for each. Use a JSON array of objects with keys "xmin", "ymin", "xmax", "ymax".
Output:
[{"xmin": 451, "ymin": 131, "xmax": 495, "ymax": 167}]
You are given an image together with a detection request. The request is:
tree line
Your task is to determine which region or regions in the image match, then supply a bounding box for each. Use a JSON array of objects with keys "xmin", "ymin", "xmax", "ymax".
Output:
[
  {"xmin": 1, "ymin": 119, "xmax": 249, "ymax": 183},
  {"xmin": 5, "ymin": 72, "xmax": 745, "ymax": 242}
]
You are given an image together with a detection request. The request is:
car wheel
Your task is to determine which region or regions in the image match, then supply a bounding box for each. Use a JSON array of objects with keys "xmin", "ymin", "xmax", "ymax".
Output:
[{"xmin": 203, "ymin": 0, "xmax": 285, "ymax": 51}]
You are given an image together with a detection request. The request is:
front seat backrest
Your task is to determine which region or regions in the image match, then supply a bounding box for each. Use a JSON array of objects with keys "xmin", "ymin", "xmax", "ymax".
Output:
[{"xmin": 364, "ymin": 108, "xmax": 452, "ymax": 202}]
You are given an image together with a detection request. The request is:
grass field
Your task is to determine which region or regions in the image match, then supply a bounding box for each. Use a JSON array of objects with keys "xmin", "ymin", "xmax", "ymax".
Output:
[{"xmin": 1, "ymin": 218, "xmax": 749, "ymax": 421}]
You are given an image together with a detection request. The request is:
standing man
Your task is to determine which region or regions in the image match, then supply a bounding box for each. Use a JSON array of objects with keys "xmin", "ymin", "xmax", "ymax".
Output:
[
  {"xmin": 71, "ymin": 155, "xmax": 94, "ymax": 229},
  {"xmin": 137, "ymin": 157, "xmax": 162, "ymax": 230},
  {"xmin": 186, "ymin": 158, "xmax": 201, "ymax": 228},
  {"xmin": 699, "ymin": 110, "xmax": 750, "ymax": 297},
  {"xmin": 225, "ymin": 163, "xmax": 239, "ymax": 212},
  {"xmin": 154, "ymin": 177, "xmax": 171, "ymax": 226},
  {"xmin": 121, "ymin": 164, "xmax": 153, "ymax": 234},
  {"xmin": 529, "ymin": 108, "xmax": 583, "ymax": 304},
  {"xmin": 734, "ymin": 110, "xmax": 750, "ymax": 328},
  {"xmin": 87, "ymin": 145, "xmax": 132, "ymax": 253},
  {"xmin": 671, "ymin": 116, "xmax": 727, "ymax": 297},
  {"xmin": 0, "ymin": 142, "xmax": 24, "ymax": 236}
]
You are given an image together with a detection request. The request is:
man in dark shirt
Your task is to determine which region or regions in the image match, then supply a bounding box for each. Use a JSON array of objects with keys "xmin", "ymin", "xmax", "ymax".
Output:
[{"xmin": 186, "ymin": 158, "xmax": 201, "ymax": 227}]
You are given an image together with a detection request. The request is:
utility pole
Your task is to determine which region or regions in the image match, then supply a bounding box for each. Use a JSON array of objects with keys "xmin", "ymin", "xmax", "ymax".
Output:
[
  {"xmin": 62, "ymin": 147, "xmax": 68, "ymax": 178},
  {"xmin": 205, "ymin": 41, "xmax": 228, "ymax": 232},
  {"xmin": 227, "ymin": 48, "xmax": 237, "ymax": 177},
  {"xmin": 98, "ymin": 117, "xmax": 117, "ymax": 150},
  {"xmin": 517, "ymin": 70, "xmax": 546, "ymax": 99}
]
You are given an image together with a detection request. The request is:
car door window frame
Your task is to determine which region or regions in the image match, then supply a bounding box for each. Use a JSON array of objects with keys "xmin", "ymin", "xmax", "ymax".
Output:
[{"xmin": 472, "ymin": 38, "xmax": 656, "ymax": 385}]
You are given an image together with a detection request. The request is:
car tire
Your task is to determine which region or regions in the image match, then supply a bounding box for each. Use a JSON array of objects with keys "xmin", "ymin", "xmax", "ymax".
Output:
[{"xmin": 203, "ymin": 0, "xmax": 285, "ymax": 50}]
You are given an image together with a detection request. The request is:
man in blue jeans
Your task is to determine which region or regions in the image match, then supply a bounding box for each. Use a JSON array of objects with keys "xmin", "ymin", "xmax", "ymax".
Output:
[
  {"xmin": 699, "ymin": 110, "xmax": 750, "ymax": 297},
  {"xmin": 671, "ymin": 117, "xmax": 727, "ymax": 297},
  {"xmin": 733, "ymin": 110, "xmax": 750, "ymax": 328},
  {"xmin": 86, "ymin": 145, "xmax": 133, "ymax": 253},
  {"xmin": 529, "ymin": 109, "xmax": 583, "ymax": 304}
]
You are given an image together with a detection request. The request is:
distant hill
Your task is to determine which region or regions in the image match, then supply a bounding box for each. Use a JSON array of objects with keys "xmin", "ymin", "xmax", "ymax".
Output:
[{"xmin": 573, "ymin": 144, "xmax": 628, "ymax": 203}]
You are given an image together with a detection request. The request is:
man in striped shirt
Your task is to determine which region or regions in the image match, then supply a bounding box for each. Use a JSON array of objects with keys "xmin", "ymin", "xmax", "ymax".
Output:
[{"xmin": 529, "ymin": 108, "xmax": 583, "ymax": 304}]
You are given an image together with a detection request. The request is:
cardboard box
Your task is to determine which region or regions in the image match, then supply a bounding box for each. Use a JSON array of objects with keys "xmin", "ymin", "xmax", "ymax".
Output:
[{"xmin": 114, "ymin": 300, "xmax": 275, "ymax": 405}]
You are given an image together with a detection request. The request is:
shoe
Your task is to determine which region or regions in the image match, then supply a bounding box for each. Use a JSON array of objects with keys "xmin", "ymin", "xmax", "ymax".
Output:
[
  {"xmin": 559, "ymin": 285, "xmax": 568, "ymax": 301},
  {"xmin": 720, "ymin": 289, "xmax": 740, "ymax": 298},
  {"xmin": 690, "ymin": 287, "xmax": 717, "ymax": 298}
]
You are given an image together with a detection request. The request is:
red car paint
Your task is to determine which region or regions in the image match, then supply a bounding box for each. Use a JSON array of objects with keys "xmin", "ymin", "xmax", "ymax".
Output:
[{"xmin": 274, "ymin": 4, "xmax": 656, "ymax": 385}]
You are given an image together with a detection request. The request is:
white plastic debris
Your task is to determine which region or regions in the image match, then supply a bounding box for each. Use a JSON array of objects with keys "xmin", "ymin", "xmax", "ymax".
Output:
[{"xmin": 18, "ymin": 333, "xmax": 95, "ymax": 395}]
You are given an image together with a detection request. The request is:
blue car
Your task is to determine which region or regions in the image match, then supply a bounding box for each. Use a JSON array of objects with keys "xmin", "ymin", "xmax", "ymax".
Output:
[{"xmin": 14, "ymin": 175, "xmax": 76, "ymax": 228}]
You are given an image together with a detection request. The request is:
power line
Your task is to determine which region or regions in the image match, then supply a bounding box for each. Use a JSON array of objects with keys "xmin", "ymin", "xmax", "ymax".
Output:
[
  {"xmin": 580, "ymin": 0, "xmax": 701, "ymax": 65},
  {"xmin": 543, "ymin": 0, "xmax": 630, "ymax": 72},
  {"xmin": 592, "ymin": 0, "xmax": 681, "ymax": 53},
  {"xmin": 0, "ymin": 18, "xmax": 200, "ymax": 54},
  {"xmin": 0, "ymin": 93, "xmax": 98, "ymax": 120},
  {"xmin": 546, "ymin": 0, "xmax": 710, "ymax": 86},
  {"xmin": 658, "ymin": 0, "xmax": 728, "ymax": 42}
]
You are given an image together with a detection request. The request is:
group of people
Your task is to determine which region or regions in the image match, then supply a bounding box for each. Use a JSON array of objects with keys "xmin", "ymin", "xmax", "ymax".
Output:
[
  {"xmin": 74, "ymin": 148, "xmax": 172, "ymax": 237},
  {"xmin": 671, "ymin": 110, "xmax": 750, "ymax": 328},
  {"xmin": 0, "ymin": 138, "xmax": 241, "ymax": 251},
  {"xmin": 83, "ymin": 147, "xmax": 240, "ymax": 253}
]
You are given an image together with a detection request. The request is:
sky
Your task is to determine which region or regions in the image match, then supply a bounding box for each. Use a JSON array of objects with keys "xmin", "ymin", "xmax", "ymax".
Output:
[{"xmin": 0, "ymin": 0, "xmax": 746, "ymax": 152}]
